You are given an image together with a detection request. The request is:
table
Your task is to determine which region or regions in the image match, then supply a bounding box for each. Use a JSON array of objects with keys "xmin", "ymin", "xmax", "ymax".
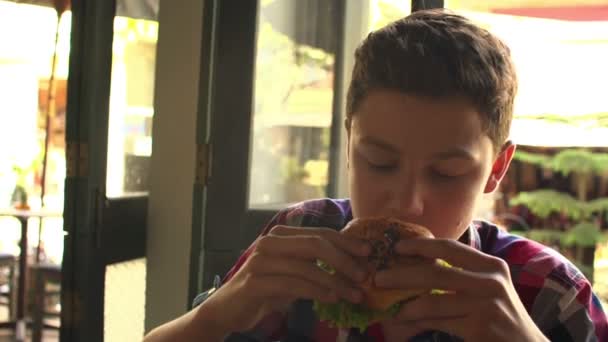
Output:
[{"xmin": 0, "ymin": 208, "xmax": 62, "ymax": 341}]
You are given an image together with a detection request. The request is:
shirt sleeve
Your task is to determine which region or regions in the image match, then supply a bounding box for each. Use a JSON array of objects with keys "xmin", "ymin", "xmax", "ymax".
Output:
[
  {"xmin": 530, "ymin": 261, "xmax": 608, "ymax": 342},
  {"xmin": 492, "ymin": 229, "xmax": 608, "ymax": 342},
  {"xmin": 544, "ymin": 279, "xmax": 608, "ymax": 342}
]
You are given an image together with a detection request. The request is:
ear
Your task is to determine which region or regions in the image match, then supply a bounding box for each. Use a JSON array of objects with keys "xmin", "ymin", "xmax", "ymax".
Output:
[
  {"xmin": 345, "ymin": 118, "xmax": 351, "ymax": 169},
  {"xmin": 346, "ymin": 141, "xmax": 350, "ymax": 169},
  {"xmin": 484, "ymin": 142, "xmax": 516, "ymax": 193}
]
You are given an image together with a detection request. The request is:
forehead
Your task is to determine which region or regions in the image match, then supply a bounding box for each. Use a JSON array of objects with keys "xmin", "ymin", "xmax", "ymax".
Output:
[{"xmin": 351, "ymin": 90, "xmax": 492, "ymax": 156}]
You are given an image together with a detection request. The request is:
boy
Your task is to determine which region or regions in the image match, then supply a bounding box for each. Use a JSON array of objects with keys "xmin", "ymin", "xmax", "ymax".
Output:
[{"xmin": 145, "ymin": 9, "xmax": 608, "ymax": 341}]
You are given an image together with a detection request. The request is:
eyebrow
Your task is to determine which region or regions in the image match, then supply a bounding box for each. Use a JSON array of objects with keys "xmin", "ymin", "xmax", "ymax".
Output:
[
  {"xmin": 359, "ymin": 136, "xmax": 400, "ymax": 154},
  {"xmin": 432, "ymin": 148, "xmax": 477, "ymax": 162},
  {"xmin": 360, "ymin": 136, "xmax": 477, "ymax": 161}
]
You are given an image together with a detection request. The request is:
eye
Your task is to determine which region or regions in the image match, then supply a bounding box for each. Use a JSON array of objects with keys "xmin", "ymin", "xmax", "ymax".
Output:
[
  {"xmin": 367, "ymin": 160, "xmax": 397, "ymax": 172},
  {"xmin": 354, "ymin": 148, "xmax": 398, "ymax": 172},
  {"xmin": 430, "ymin": 169, "xmax": 461, "ymax": 180}
]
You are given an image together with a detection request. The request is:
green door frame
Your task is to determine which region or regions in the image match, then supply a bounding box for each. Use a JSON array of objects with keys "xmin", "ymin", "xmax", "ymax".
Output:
[{"xmin": 62, "ymin": 0, "xmax": 148, "ymax": 340}]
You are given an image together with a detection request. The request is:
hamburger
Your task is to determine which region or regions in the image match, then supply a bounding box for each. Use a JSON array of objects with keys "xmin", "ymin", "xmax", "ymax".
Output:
[{"xmin": 313, "ymin": 217, "xmax": 447, "ymax": 331}]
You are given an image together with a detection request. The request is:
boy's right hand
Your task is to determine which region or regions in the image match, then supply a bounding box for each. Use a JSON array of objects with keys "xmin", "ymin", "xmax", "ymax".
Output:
[{"xmin": 197, "ymin": 225, "xmax": 371, "ymax": 336}]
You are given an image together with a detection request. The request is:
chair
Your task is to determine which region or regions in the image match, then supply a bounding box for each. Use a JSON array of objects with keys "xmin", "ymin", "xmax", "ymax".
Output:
[
  {"xmin": 0, "ymin": 253, "xmax": 17, "ymax": 328},
  {"xmin": 31, "ymin": 263, "xmax": 61, "ymax": 342}
]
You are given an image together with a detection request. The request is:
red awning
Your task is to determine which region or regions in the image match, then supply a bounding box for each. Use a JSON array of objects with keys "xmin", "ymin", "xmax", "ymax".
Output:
[{"xmin": 493, "ymin": 5, "xmax": 608, "ymax": 21}]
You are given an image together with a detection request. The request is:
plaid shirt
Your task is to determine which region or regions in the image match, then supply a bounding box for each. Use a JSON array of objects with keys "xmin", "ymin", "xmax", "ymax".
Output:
[{"xmin": 205, "ymin": 198, "xmax": 608, "ymax": 341}]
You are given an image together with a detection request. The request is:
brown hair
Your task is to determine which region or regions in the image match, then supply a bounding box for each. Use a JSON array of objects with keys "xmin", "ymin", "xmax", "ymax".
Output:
[{"xmin": 345, "ymin": 9, "xmax": 517, "ymax": 151}]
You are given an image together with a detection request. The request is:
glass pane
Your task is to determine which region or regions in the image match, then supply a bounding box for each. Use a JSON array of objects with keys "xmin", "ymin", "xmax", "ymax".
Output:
[
  {"xmin": 106, "ymin": 17, "xmax": 158, "ymax": 198},
  {"xmin": 368, "ymin": 0, "xmax": 412, "ymax": 31},
  {"xmin": 248, "ymin": 0, "xmax": 411, "ymax": 207},
  {"xmin": 248, "ymin": 0, "xmax": 338, "ymax": 207},
  {"xmin": 104, "ymin": 258, "xmax": 146, "ymax": 342},
  {"xmin": 0, "ymin": 3, "xmax": 70, "ymax": 339},
  {"xmin": 0, "ymin": 1, "xmax": 70, "ymax": 211}
]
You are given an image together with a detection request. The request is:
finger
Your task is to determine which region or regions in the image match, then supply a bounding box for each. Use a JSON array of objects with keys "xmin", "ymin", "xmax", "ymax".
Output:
[
  {"xmin": 269, "ymin": 225, "xmax": 371, "ymax": 257},
  {"xmin": 249, "ymin": 274, "xmax": 339, "ymax": 304},
  {"xmin": 246, "ymin": 253, "xmax": 364, "ymax": 303},
  {"xmin": 375, "ymin": 261, "xmax": 499, "ymax": 296},
  {"xmin": 255, "ymin": 233, "xmax": 368, "ymax": 283},
  {"xmin": 394, "ymin": 294, "xmax": 473, "ymax": 322},
  {"xmin": 395, "ymin": 238, "xmax": 507, "ymax": 273}
]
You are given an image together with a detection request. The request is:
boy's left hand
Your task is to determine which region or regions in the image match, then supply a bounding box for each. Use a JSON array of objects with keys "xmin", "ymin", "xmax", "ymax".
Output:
[{"xmin": 375, "ymin": 238, "xmax": 550, "ymax": 342}]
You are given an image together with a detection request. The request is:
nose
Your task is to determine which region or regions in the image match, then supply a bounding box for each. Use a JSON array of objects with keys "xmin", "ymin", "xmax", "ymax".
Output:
[{"xmin": 386, "ymin": 177, "xmax": 424, "ymax": 220}]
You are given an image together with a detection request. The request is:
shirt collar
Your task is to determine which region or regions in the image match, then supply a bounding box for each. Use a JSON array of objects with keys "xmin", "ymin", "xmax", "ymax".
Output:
[{"xmin": 458, "ymin": 222, "xmax": 482, "ymax": 251}]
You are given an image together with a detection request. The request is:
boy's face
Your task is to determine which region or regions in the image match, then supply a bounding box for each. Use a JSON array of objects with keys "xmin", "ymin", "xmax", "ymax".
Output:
[{"xmin": 347, "ymin": 90, "xmax": 514, "ymax": 239}]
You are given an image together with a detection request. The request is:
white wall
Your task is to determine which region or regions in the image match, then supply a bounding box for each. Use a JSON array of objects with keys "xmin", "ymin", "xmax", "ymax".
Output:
[{"xmin": 144, "ymin": 0, "xmax": 203, "ymax": 332}]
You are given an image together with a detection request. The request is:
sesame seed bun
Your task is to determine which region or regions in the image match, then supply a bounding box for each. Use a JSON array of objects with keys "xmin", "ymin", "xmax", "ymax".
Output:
[{"xmin": 341, "ymin": 217, "xmax": 434, "ymax": 311}]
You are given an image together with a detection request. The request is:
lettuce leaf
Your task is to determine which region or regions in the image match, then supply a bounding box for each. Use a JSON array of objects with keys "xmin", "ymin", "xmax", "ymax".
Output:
[
  {"xmin": 313, "ymin": 299, "xmax": 401, "ymax": 332},
  {"xmin": 316, "ymin": 259, "xmax": 335, "ymax": 274},
  {"xmin": 312, "ymin": 258, "xmax": 455, "ymax": 331}
]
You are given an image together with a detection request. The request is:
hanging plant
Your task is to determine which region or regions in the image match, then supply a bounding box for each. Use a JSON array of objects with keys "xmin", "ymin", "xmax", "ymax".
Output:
[
  {"xmin": 509, "ymin": 189, "xmax": 588, "ymax": 220},
  {"xmin": 551, "ymin": 149, "xmax": 598, "ymax": 175},
  {"xmin": 512, "ymin": 150, "xmax": 552, "ymax": 168},
  {"xmin": 513, "ymin": 149, "xmax": 608, "ymax": 201},
  {"xmin": 513, "ymin": 149, "xmax": 608, "ymax": 176},
  {"xmin": 589, "ymin": 198, "xmax": 608, "ymax": 213},
  {"xmin": 562, "ymin": 222, "xmax": 608, "ymax": 247}
]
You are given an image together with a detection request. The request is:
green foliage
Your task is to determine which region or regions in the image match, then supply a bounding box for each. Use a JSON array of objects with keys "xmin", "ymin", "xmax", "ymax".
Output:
[
  {"xmin": 511, "ymin": 229, "xmax": 564, "ymax": 244},
  {"xmin": 296, "ymin": 45, "xmax": 334, "ymax": 69},
  {"xmin": 10, "ymin": 149, "xmax": 44, "ymax": 188},
  {"xmin": 562, "ymin": 222, "xmax": 608, "ymax": 247},
  {"xmin": 552, "ymin": 149, "xmax": 601, "ymax": 176},
  {"xmin": 513, "ymin": 149, "xmax": 608, "ymax": 176},
  {"xmin": 594, "ymin": 154, "xmax": 608, "ymax": 173},
  {"xmin": 511, "ymin": 226, "xmax": 608, "ymax": 248},
  {"xmin": 509, "ymin": 190, "xmax": 588, "ymax": 220},
  {"xmin": 280, "ymin": 156, "xmax": 307, "ymax": 182},
  {"xmin": 510, "ymin": 190, "xmax": 608, "ymax": 221},
  {"xmin": 512, "ymin": 150, "xmax": 551, "ymax": 168},
  {"xmin": 511, "ymin": 147, "xmax": 608, "ymax": 276},
  {"xmin": 589, "ymin": 198, "xmax": 608, "ymax": 213}
]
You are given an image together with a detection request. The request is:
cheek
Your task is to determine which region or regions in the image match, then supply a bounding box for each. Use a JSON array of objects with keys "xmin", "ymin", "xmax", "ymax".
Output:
[
  {"xmin": 348, "ymin": 161, "xmax": 390, "ymax": 217},
  {"xmin": 424, "ymin": 195, "xmax": 473, "ymax": 239},
  {"xmin": 424, "ymin": 177, "xmax": 485, "ymax": 239}
]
